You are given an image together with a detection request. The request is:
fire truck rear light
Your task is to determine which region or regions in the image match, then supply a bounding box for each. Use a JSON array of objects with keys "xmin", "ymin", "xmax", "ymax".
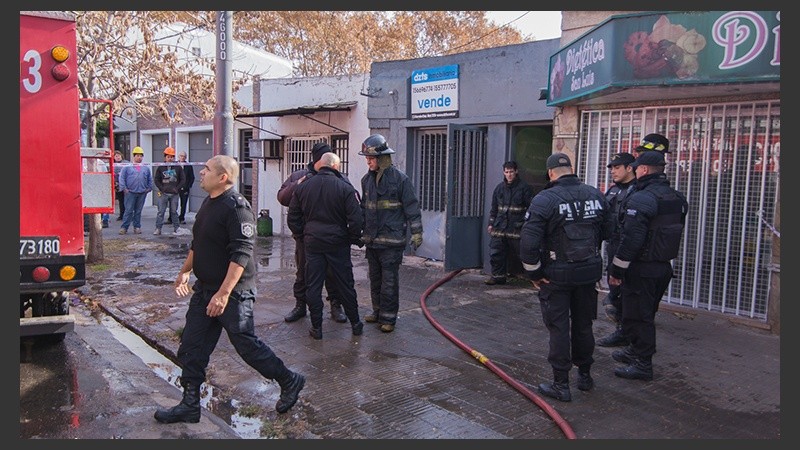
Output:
[
  {"xmin": 52, "ymin": 64, "xmax": 70, "ymax": 81},
  {"xmin": 32, "ymin": 266, "xmax": 50, "ymax": 283},
  {"xmin": 59, "ymin": 265, "xmax": 77, "ymax": 281},
  {"xmin": 51, "ymin": 45, "xmax": 69, "ymax": 62}
]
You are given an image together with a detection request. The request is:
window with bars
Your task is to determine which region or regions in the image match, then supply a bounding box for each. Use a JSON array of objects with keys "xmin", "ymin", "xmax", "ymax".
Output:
[
  {"xmin": 284, "ymin": 135, "xmax": 349, "ymax": 178},
  {"xmin": 239, "ymin": 129, "xmax": 254, "ymax": 203},
  {"xmin": 579, "ymin": 101, "xmax": 780, "ymax": 320},
  {"xmin": 417, "ymin": 130, "xmax": 448, "ymax": 212}
]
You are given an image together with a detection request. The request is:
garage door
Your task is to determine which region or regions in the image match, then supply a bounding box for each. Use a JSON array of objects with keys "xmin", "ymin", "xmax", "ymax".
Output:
[{"xmin": 188, "ymin": 132, "xmax": 213, "ymax": 213}]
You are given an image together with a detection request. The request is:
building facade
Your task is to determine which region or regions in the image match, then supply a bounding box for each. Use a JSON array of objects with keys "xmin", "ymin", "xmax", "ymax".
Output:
[
  {"xmin": 364, "ymin": 39, "xmax": 560, "ymax": 272},
  {"xmin": 236, "ymin": 74, "xmax": 371, "ymax": 236},
  {"xmin": 550, "ymin": 11, "xmax": 780, "ymax": 331},
  {"xmin": 114, "ymin": 22, "xmax": 294, "ymax": 211}
]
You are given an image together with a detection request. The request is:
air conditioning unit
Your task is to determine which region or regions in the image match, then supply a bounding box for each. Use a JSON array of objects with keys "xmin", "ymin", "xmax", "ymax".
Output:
[{"xmin": 249, "ymin": 139, "xmax": 283, "ymax": 160}]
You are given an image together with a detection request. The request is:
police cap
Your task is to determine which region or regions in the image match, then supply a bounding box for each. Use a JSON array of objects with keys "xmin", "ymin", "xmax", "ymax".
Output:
[
  {"xmin": 607, "ymin": 152, "xmax": 636, "ymax": 167},
  {"xmin": 631, "ymin": 150, "xmax": 667, "ymax": 168}
]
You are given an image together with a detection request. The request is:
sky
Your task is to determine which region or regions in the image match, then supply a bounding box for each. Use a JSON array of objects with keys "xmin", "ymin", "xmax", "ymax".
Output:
[{"xmin": 484, "ymin": 11, "xmax": 562, "ymax": 40}]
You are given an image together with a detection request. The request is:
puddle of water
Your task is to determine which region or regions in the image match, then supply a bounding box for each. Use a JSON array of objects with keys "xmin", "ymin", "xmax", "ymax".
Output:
[{"xmin": 99, "ymin": 315, "xmax": 264, "ymax": 439}]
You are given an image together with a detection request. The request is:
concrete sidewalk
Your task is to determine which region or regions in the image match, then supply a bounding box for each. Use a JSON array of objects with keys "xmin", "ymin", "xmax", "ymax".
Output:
[{"xmin": 81, "ymin": 205, "xmax": 781, "ymax": 439}]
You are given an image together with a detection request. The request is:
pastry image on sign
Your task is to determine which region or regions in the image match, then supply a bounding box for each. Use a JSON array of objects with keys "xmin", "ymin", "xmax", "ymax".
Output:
[{"xmin": 624, "ymin": 15, "xmax": 707, "ymax": 79}]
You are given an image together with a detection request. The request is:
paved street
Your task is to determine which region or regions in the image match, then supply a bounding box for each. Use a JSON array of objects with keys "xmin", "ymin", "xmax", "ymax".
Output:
[{"xmin": 72, "ymin": 206, "xmax": 780, "ymax": 439}]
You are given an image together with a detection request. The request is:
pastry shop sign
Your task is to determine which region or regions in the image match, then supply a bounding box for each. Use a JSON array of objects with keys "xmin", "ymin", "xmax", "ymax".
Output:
[{"xmin": 546, "ymin": 11, "xmax": 780, "ymax": 106}]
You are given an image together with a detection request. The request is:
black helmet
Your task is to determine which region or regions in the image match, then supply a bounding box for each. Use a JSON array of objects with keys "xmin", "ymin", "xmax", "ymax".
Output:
[{"xmin": 359, "ymin": 133, "xmax": 395, "ymax": 156}]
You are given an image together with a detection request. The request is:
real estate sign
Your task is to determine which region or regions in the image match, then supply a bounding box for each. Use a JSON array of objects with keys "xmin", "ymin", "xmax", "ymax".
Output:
[{"xmin": 411, "ymin": 64, "xmax": 459, "ymax": 119}]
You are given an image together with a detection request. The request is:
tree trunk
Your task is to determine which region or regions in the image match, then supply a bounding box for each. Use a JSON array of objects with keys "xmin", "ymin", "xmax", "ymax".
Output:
[
  {"xmin": 86, "ymin": 213, "xmax": 104, "ymax": 264},
  {"xmin": 83, "ymin": 103, "xmax": 104, "ymax": 264}
]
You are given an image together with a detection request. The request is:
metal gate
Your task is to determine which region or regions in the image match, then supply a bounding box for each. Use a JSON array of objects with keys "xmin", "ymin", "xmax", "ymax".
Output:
[
  {"xmin": 579, "ymin": 100, "xmax": 780, "ymax": 320},
  {"xmin": 445, "ymin": 125, "xmax": 488, "ymax": 271}
]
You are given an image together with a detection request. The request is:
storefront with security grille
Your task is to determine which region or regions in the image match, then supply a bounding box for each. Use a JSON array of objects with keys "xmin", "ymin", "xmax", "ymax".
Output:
[{"xmin": 548, "ymin": 11, "xmax": 780, "ymax": 330}]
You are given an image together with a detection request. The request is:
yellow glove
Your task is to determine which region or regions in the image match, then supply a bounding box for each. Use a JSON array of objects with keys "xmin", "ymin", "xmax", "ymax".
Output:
[{"xmin": 410, "ymin": 233, "xmax": 423, "ymax": 250}]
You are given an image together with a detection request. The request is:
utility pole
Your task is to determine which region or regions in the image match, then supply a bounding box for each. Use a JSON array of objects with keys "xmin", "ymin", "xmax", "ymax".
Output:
[{"xmin": 214, "ymin": 11, "xmax": 233, "ymax": 156}]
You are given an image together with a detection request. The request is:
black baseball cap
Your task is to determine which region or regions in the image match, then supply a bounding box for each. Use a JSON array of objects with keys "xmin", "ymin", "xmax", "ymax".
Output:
[
  {"xmin": 311, "ymin": 142, "xmax": 331, "ymax": 163},
  {"xmin": 546, "ymin": 152, "xmax": 572, "ymax": 169},
  {"xmin": 607, "ymin": 152, "xmax": 636, "ymax": 167},
  {"xmin": 631, "ymin": 150, "xmax": 666, "ymax": 168}
]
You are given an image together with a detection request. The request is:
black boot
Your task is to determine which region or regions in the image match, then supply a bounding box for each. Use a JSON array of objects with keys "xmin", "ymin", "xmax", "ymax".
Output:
[
  {"xmin": 615, "ymin": 357, "xmax": 653, "ymax": 381},
  {"xmin": 577, "ymin": 366, "xmax": 594, "ymax": 391},
  {"xmin": 154, "ymin": 381, "xmax": 201, "ymax": 423},
  {"xmin": 351, "ymin": 321, "xmax": 364, "ymax": 336},
  {"xmin": 612, "ymin": 346, "xmax": 637, "ymax": 365},
  {"xmin": 275, "ymin": 371, "xmax": 305, "ymax": 413},
  {"xmin": 329, "ymin": 301, "xmax": 347, "ymax": 323},
  {"xmin": 538, "ymin": 370, "xmax": 571, "ymax": 402},
  {"xmin": 484, "ymin": 276, "xmax": 506, "ymax": 285},
  {"xmin": 284, "ymin": 301, "xmax": 307, "ymax": 323},
  {"xmin": 597, "ymin": 325, "xmax": 629, "ymax": 347},
  {"xmin": 309, "ymin": 312, "xmax": 323, "ymax": 340}
]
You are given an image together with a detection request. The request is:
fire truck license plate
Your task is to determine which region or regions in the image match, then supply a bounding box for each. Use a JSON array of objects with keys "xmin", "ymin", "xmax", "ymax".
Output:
[{"xmin": 19, "ymin": 237, "xmax": 60, "ymax": 259}]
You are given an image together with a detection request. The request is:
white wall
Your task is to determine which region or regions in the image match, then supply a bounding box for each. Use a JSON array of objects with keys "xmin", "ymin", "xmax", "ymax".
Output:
[
  {"xmin": 152, "ymin": 22, "xmax": 294, "ymax": 79},
  {"xmin": 253, "ymin": 74, "xmax": 371, "ymax": 236}
]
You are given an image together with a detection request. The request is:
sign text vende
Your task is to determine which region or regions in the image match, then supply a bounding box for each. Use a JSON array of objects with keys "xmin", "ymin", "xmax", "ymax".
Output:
[{"xmin": 411, "ymin": 64, "xmax": 459, "ymax": 119}]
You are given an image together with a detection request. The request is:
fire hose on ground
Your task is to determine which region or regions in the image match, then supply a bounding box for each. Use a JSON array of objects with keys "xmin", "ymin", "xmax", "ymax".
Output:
[{"xmin": 419, "ymin": 268, "xmax": 577, "ymax": 440}]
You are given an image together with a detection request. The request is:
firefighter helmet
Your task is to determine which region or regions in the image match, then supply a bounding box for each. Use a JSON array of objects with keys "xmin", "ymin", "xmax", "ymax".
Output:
[{"xmin": 359, "ymin": 134, "xmax": 395, "ymax": 156}]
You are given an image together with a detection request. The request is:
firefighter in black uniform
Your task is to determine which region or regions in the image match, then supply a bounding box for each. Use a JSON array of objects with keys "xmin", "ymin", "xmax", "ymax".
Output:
[
  {"xmin": 288, "ymin": 152, "xmax": 365, "ymax": 340},
  {"xmin": 359, "ymin": 134, "xmax": 423, "ymax": 333},
  {"xmin": 608, "ymin": 150, "xmax": 687, "ymax": 381},
  {"xmin": 519, "ymin": 152, "xmax": 610, "ymax": 402},
  {"xmin": 486, "ymin": 160, "xmax": 535, "ymax": 285},
  {"xmin": 596, "ymin": 152, "xmax": 637, "ymax": 347},
  {"xmin": 278, "ymin": 142, "xmax": 348, "ymax": 324},
  {"xmin": 154, "ymin": 155, "xmax": 304, "ymax": 424}
]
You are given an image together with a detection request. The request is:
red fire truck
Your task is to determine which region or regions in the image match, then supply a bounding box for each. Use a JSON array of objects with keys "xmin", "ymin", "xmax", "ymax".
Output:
[{"xmin": 20, "ymin": 11, "xmax": 114, "ymax": 341}]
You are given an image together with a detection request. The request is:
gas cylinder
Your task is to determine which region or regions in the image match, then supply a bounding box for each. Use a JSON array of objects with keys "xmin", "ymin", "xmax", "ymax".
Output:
[{"xmin": 257, "ymin": 209, "xmax": 273, "ymax": 237}]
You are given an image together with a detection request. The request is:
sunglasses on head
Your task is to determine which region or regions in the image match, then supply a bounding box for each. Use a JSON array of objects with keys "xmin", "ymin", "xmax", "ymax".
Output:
[{"xmin": 640, "ymin": 140, "xmax": 666, "ymax": 151}]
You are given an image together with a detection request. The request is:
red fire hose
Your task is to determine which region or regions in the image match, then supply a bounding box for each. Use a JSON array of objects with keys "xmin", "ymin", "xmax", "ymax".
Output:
[{"xmin": 419, "ymin": 268, "xmax": 577, "ymax": 440}]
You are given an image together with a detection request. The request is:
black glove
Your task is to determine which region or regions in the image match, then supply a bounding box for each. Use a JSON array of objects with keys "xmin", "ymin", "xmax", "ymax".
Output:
[
  {"xmin": 608, "ymin": 263, "xmax": 626, "ymax": 280},
  {"xmin": 525, "ymin": 268, "xmax": 545, "ymax": 282}
]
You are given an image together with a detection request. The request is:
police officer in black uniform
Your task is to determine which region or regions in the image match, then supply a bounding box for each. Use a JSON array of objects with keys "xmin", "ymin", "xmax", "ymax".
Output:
[
  {"xmin": 486, "ymin": 160, "xmax": 535, "ymax": 285},
  {"xmin": 288, "ymin": 152, "xmax": 365, "ymax": 340},
  {"xmin": 278, "ymin": 142, "xmax": 348, "ymax": 324},
  {"xmin": 519, "ymin": 152, "xmax": 610, "ymax": 402},
  {"xmin": 597, "ymin": 152, "xmax": 636, "ymax": 347},
  {"xmin": 608, "ymin": 150, "xmax": 687, "ymax": 381},
  {"xmin": 154, "ymin": 155, "xmax": 304, "ymax": 424}
]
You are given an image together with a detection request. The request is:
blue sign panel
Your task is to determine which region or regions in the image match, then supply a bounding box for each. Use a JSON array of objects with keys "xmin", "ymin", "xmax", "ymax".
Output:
[{"xmin": 411, "ymin": 64, "xmax": 459, "ymax": 119}]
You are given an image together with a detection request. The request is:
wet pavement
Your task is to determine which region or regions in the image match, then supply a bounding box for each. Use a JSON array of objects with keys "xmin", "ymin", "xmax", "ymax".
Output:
[
  {"xmin": 20, "ymin": 310, "xmax": 241, "ymax": 439},
  {"xmin": 76, "ymin": 206, "xmax": 781, "ymax": 439}
]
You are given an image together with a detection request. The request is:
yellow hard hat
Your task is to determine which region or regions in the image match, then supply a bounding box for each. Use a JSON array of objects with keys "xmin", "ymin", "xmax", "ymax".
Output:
[
  {"xmin": 132, "ymin": 146, "xmax": 144, "ymax": 155},
  {"xmin": 163, "ymin": 146, "xmax": 176, "ymax": 156}
]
